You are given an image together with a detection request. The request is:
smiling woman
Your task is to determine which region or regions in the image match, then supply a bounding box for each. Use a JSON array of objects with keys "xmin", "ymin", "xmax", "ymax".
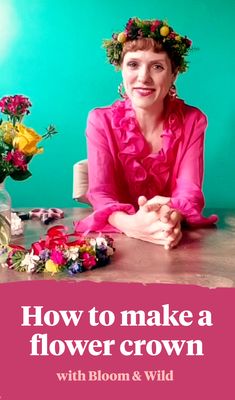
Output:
[
  {"xmin": 122, "ymin": 50, "xmax": 174, "ymax": 109},
  {"xmin": 121, "ymin": 50, "xmax": 175, "ymax": 153},
  {"xmin": 74, "ymin": 17, "xmax": 218, "ymax": 249}
]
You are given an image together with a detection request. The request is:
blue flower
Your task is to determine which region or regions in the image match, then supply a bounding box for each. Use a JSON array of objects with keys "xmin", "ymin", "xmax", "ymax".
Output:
[{"xmin": 68, "ymin": 262, "xmax": 83, "ymax": 275}]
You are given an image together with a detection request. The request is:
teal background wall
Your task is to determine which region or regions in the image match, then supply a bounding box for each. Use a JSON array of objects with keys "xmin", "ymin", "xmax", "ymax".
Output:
[{"xmin": 1, "ymin": 0, "xmax": 234, "ymax": 208}]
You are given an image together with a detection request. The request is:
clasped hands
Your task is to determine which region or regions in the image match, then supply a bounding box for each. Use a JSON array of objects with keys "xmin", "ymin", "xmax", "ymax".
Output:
[{"xmin": 125, "ymin": 195, "xmax": 182, "ymax": 249}]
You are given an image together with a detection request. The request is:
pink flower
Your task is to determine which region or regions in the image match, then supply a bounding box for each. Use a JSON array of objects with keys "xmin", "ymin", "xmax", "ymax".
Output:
[
  {"xmin": 168, "ymin": 32, "xmax": 177, "ymax": 39},
  {"xmin": 150, "ymin": 20, "xmax": 161, "ymax": 32},
  {"xmin": 5, "ymin": 150, "xmax": 28, "ymax": 170},
  {"xmin": 0, "ymin": 95, "xmax": 32, "ymax": 118},
  {"xmin": 185, "ymin": 38, "xmax": 192, "ymax": 47},
  {"xmin": 81, "ymin": 252, "xmax": 96, "ymax": 270},
  {"xmin": 50, "ymin": 249, "xmax": 66, "ymax": 266},
  {"xmin": 126, "ymin": 18, "xmax": 134, "ymax": 30}
]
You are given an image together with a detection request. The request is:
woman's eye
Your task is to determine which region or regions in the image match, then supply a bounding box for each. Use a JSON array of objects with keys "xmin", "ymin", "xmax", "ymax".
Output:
[
  {"xmin": 152, "ymin": 64, "xmax": 164, "ymax": 70},
  {"xmin": 127, "ymin": 61, "xmax": 138, "ymax": 68}
]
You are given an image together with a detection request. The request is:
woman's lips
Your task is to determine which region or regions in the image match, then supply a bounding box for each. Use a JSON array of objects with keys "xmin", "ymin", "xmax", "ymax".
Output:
[{"xmin": 134, "ymin": 88, "xmax": 155, "ymax": 96}]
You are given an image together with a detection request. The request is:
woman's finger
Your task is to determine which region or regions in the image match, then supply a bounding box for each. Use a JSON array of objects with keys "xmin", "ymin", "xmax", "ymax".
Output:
[
  {"xmin": 138, "ymin": 195, "xmax": 148, "ymax": 208},
  {"xmin": 147, "ymin": 195, "xmax": 171, "ymax": 205},
  {"xmin": 159, "ymin": 204, "xmax": 172, "ymax": 223},
  {"xmin": 164, "ymin": 229, "xmax": 182, "ymax": 250},
  {"xmin": 144, "ymin": 202, "xmax": 162, "ymax": 212},
  {"xmin": 169, "ymin": 210, "xmax": 182, "ymax": 226}
]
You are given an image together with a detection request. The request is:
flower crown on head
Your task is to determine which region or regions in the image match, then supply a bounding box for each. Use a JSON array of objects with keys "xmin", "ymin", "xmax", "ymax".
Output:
[{"xmin": 103, "ymin": 17, "xmax": 192, "ymax": 73}]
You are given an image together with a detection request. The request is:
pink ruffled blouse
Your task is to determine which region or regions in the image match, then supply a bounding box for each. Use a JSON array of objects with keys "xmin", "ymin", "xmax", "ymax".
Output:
[{"xmin": 75, "ymin": 98, "xmax": 218, "ymax": 233}]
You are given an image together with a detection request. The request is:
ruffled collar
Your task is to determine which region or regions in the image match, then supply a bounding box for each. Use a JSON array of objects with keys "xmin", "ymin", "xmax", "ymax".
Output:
[
  {"xmin": 111, "ymin": 97, "xmax": 184, "ymax": 143},
  {"xmin": 111, "ymin": 97, "xmax": 185, "ymax": 202}
]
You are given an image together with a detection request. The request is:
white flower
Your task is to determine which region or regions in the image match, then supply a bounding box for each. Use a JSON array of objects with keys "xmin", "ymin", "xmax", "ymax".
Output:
[
  {"xmin": 20, "ymin": 251, "xmax": 40, "ymax": 273},
  {"xmin": 11, "ymin": 212, "xmax": 23, "ymax": 236},
  {"xmin": 64, "ymin": 247, "xmax": 79, "ymax": 261},
  {"xmin": 96, "ymin": 237, "xmax": 108, "ymax": 247},
  {"xmin": 89, "ymin": 238, "xmax": 96, "ymax": 249}
]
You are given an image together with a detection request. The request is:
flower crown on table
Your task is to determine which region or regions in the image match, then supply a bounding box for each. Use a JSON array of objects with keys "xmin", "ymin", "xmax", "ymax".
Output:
[
  {"xmin": 103, "ymin": 17, "xmax": 192, "ymax": 72},
  {"xmin": 0, "ymin": 94, "xmax": 57, "ymax": 183},
  {"xmin": 0, "ymin": 226, "xmax": 115, "ymax": 275}
]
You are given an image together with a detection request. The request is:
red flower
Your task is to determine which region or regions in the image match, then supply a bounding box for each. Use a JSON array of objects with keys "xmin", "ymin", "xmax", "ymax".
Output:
[
  {"xmin": 150, "ymin": 20, "xmax": 161, "ymax": 32},
  {"xmin": 185, "ymin": 38, "xmax": 192, "ymax": 47},
  {"xmin": 168, "ymin": 32, "xmax": 177, "ymax": 39},
  {"xmin": 0, "ymin": 95, "xmax": 32, "ymax": 118},
  {"xmin": 81, "ymin": 252, "xmax": 96, "ymax": 270},
  {"xmin": 126, "ymin": 18, "xmax": 134, "ymax": 30},
  {"xmin": 5, "ymin": 150, "xmax": 28, "ymax": 170},
  {"xmin": 31, "ymin": 240, "xmax": 46, "ymax": 255}
]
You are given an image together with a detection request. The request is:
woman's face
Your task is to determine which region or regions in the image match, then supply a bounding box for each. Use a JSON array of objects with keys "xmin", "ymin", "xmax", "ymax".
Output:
[{"xmin": 122, "ymin": 50, "xmax": 176, "ymax": 111}]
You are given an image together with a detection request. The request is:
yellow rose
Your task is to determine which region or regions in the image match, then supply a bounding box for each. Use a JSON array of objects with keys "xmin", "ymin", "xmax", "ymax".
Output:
[
  {"xmin": 0, "ymin": 122, "xmax": 17, "ymax": 145},
  {"xmin": 13, "ymin": 124, "xmax": 43, "ymax": 156},
  {"xmin": 175, "ymin": 35, "xmax": 181, "ymax": 41},
  {"xmin": 117, "ymin": 32, "xmax": 127, "ymax": 44},
  {"xmin": 160, "ymin": 26, "xmax": 170, "ymax": 37},
  {"xmin": 45, "ymin": 259, "xmax": 59, "ymax": 274}
]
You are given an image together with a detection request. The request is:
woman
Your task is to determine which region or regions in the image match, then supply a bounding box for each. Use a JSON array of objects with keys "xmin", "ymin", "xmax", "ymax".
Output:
[{"xmin": 75, "ymin": 17, "xmax": 218, "ymax": 249}]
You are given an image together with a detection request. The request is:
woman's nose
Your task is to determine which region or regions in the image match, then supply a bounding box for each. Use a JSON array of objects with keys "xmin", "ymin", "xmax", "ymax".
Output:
[{"xmin": 137, "ymin": 66, "xmax": 152, "ymax": 82}]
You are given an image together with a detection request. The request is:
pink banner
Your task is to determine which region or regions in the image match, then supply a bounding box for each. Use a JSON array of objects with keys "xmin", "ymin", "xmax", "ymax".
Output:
[{"xmin": 0, "ymin": 281, "xmax": 234, "ymax": 399}]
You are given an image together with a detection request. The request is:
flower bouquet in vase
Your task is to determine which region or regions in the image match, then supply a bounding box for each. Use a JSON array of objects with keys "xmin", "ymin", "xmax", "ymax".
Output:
[{"xmin": 0, "ymin": 94, "xmax": 57, "ymax": 244}]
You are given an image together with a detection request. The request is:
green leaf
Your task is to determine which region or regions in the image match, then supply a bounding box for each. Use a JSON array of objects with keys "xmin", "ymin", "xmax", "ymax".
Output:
[
  {"xmin": 0, "ymin": 171, "xmax": 6, "ymax": 183},
  {"xmin": 12, "ymin": 251, "xmax": 27, "ymax": 271},
  {"xmin": 10, "ymin": 170, "xmax": 32, "ymax": 181}
]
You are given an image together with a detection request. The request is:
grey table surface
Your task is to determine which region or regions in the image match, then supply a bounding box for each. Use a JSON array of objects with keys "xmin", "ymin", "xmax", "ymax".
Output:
[{"xmin": 1, "ymin": 207, "xmax": 235, "ymax": 288}]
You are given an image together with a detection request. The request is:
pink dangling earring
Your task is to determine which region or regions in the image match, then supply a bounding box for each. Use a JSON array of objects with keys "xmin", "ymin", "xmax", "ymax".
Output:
[
  {"xmin": 118, "ymin": 82, "xmax": 127, "ymax": 99},
  {"xmin": 169, "ymin": 83, "xmax": 177, "ymax": 100}
]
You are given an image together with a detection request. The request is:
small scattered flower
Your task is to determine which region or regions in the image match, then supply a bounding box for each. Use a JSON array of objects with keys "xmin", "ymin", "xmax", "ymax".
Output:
[
  {"xmin": 5, "ymin": 150, "xmax": 27, "ymax": 170},
  {"xmin": 81, "ymin": 252, "xmax": 97, "ymax": 270},
  {"xmin": 39, "ymin": 249, "xmax": 50, "ymax": 261},
  {"xmin": 45, "ymin": 259, "xmax": 60, "ymax": 274},
  {"xmin": 117, "ymin": 32, "xmax": 127, "ymax": 43},
  {"xmin": 160, "ymin": 25, "xmax": 170, "ymax": 37},
  {"xmin": 64, "ymin": 246, "xmax": 80, "ymax": 261},
  {"xmin": 2, "ymin": 226, "xmax": 115, "ymax": 275},
  {"xmin": 0, "ymin": 245, "xmax": 10, "ymax": 263},
  {"xmin": 150, "ymin": 20, "xmax": 161, "ymax": 32},
  {"xmin": 68, "ymin": 262, "xmax": 83, "ymax": 275},
  {"xmin": 20, "ymin": 251, "xmax": 40, "ymax": 273},
  {"xmin": 50, "ymin": 249, "xmax": 66, "ymax": 265},
  {"xmin": 96, "ymin": 236, "xmax": 108, "ymax": 247}
]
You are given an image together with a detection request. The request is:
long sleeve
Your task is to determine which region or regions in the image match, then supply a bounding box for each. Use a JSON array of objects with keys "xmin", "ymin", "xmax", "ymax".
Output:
[
  {"xmin": 74, "ymin": 109, "xmax": 135, "ymax": 233},
  {"xmin": 170, "ymin": 110, "xmax": 218, "ymax": 226}
]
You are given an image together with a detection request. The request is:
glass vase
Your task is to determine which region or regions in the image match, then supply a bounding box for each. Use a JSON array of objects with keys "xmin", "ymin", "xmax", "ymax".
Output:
[{"xmin": 0, "ymin": 181, "xmax": 11, "ymax": 245}]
